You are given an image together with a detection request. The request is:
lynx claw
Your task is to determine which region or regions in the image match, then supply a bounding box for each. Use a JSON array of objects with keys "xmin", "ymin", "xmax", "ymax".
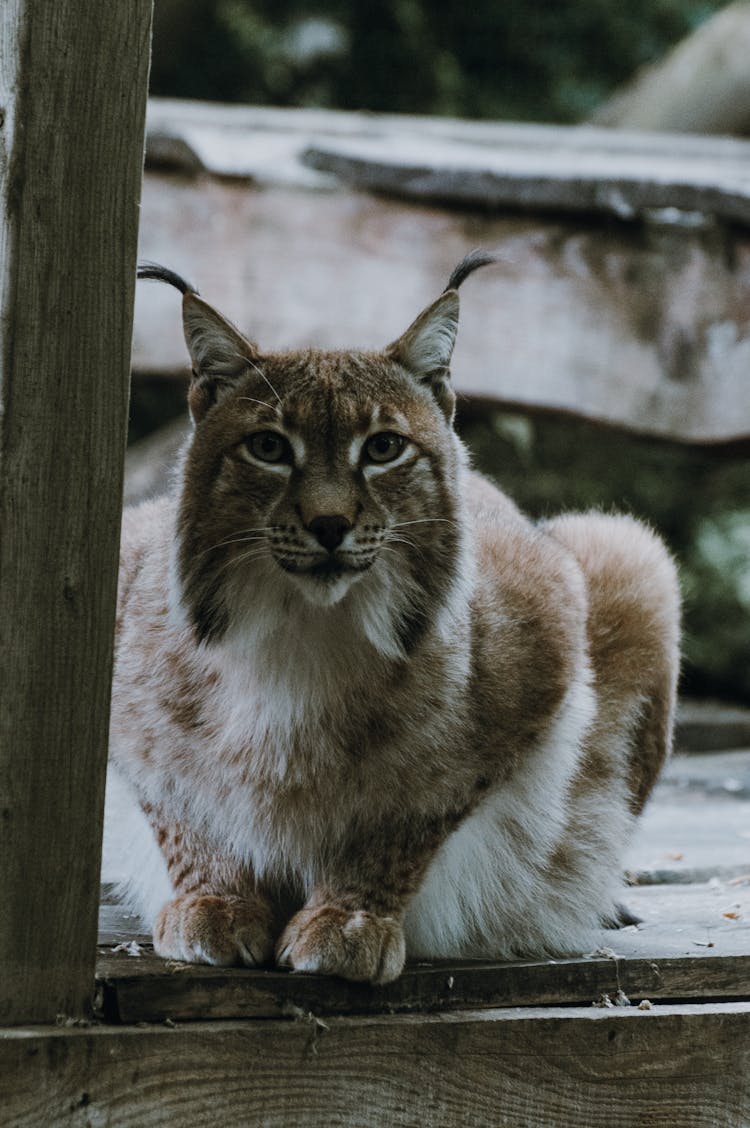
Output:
[
  {"xmin": 276, "ymin": 905, "xmax": 405, "ymax": 984},
  {"xmin": 153, "ymin": 893, "xmax": 275, "ymax": 967}
]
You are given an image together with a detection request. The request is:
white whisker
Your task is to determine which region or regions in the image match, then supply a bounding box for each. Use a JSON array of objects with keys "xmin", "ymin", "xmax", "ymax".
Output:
[
  {"xmin": 237, "ymin": 396, "xmax": 279, "ymax": 413},
  {"xmin": 388, "ymin": 535, "xmax": 430, "ymax": 560},
  {"xmin": 392, "ymin": 518, "xmax": 456, "ymax": 529},
  {"xmin": 213, "ymin": 546, "xmax": 272, "ymax": 579},
  {"xmin": 244, "ymin": 356, "xmax": 282, "ymax": 405},
  {"xmin": 197, "ymin": 529, "xmax": 275, "ymax": 559}
]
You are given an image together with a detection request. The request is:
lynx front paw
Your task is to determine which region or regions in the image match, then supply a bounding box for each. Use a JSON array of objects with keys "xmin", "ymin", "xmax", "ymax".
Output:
[
  {"xmin": 276, "ymin": 905, "xmax": 405, "ymax": 984},
  {"xmin": 153, "ymin": 893, "xmax": 275, "ymax": 967}
]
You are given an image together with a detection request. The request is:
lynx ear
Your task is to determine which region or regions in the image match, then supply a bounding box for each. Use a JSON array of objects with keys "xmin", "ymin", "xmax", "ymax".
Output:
[
  {"xmin": 182, "ymin": 292, "xmax": 260, "ymax": 422},
  {"xmin": 386, "ymin": 290, "xmax": 460, "ymax": 421}
]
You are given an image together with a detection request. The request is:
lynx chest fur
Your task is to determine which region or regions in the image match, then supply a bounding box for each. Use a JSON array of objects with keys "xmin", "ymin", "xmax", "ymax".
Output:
[{"xmin": 109, "ymin": 253, "xmax": 680, "ymax": 983}]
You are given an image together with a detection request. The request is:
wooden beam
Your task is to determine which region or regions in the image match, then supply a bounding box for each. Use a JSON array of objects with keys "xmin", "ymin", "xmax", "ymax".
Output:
[
  {"xmin": 0, "ymin": 0, "xmax": 152, "ymax": 1022},
  {"xmin": 132, "ymin": 162, "xmax": 750, "ymax": 445},
  {"xmin": 2, "ymin": 1003, "xmax": 750, "ymax": 1126},
  {"xmin": 95, "ymin": 946, "xmax": 750, "ymax": 1024}
]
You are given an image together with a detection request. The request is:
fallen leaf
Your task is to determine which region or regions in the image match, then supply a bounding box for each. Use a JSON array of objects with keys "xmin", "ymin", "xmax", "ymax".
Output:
[{"xmin": 723, "ymin": 911, "xmax": 742, "ymax": 920}]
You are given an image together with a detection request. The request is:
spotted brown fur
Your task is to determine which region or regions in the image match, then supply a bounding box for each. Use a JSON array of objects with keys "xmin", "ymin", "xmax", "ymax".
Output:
[{"xmin": 109, "ymin": 253, "xmax": 681, "ymax": 981}]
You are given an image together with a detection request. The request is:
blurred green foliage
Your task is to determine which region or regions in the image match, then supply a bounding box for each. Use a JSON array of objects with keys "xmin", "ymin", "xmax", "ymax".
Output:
[
  {"xmin": 151, "ymin": 0, "xmax": 728, "ymax": 121},
  {"xmin": 460, "ymin": 409, "xmax": 750, "ymax": 703}
]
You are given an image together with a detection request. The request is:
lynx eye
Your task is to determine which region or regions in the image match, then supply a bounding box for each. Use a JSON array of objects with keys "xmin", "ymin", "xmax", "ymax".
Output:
[
  {"xmin": 364, "ymin": 432, "xmax": 406, "ymax": 464},
  {"xmin": 243, "ymin": 431, "xmax": 292, "ymax": 464}
]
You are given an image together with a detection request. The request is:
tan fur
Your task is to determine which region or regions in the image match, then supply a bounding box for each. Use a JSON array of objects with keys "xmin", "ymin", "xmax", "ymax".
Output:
[{"xmin": 109, "ymin": 261, "xmax": 680, "ymax": 982}]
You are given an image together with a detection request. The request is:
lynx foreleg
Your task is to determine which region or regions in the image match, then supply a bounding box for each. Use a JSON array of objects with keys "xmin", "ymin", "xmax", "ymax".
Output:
[
  {"xmin": 276, "ymin": 812, "xmax": 459, "ymax": 983},
  {"xmin": 143, "ymin": 805, "xmax": 279, "ymax": 967}
]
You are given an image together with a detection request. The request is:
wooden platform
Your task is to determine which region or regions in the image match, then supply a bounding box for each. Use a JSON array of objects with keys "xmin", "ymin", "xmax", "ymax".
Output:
[{"xmin": 3, "ymin": 747, "xmax": 750, "ymax": 1126}]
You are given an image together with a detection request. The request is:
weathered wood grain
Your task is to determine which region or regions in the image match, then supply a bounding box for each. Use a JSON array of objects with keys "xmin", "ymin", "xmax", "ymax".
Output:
[
  {"xmin": 94, "ymin": 882, "xmax": 750, "ymax": 1023},
  {"xmin": 625, "ymin": 797, "xmax": 750, "ymax": 885},
  {"xmin": 2, "ymin": 1003, "xmax": 750, "ymax": 1127},
  {"xmin": 133, "ymin": 167, "xmax": 750, "ymax": 445},
  {"xmin": 302, "ymin": 131, "xmax": 750, "ymax": 226},
  {"xmin": 0, "ymin": 0, "xmax": 151, "ymax": 1022},
  {"xmin": 95, "ymin": 948, "xmax": 750, "ymax": 1024},
  {"xmin": 144, "ymin": 98, "xmax": 750, "ymax": 204}
]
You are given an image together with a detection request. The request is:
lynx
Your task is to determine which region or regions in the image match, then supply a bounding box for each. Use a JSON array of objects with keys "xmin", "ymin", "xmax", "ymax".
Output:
[{"xmin": 107, "ymin": 252, "xmax": 680, "ymax": 983}]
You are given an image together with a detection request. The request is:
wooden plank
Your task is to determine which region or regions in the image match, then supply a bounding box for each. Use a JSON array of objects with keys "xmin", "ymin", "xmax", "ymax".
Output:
[
  {"xmin": 625, "ymin": 797, "xmax": 750, "ymax": 884},
  {"xmin": 302, "ymin": 130, "xmax": 750, "ymax": 226},
  {"xmin": 0, "ymin": 0, "xmax": 152, "ymax": 1022},
  {"xmin": 675, "ymin": 701, "xmax": 750, "ymax": 754},
  {"xmin": 132, "ymin": 173, "xmax": 750, "ymax": 445},
  {"xmin": 94, "ymin": 883, "xmax": 750, "ymax": 1022},
  {"xmin": 98, "ymin": 905, "xmax": 150, "ymax": 948},
  {"xmin": 660, "ymin": 750, "xmax": 750, "ymax": 798},
  {"xmin": 2, "ymin": 1003, "xmax": 750, "ymax": 1127},
  {"xmin": 95, "ymin": 948, "xmax": 750, "ymax": 1024},
  {"xmin": 145, "ymin": 98, "xmax": 750, "ymax": 204}
]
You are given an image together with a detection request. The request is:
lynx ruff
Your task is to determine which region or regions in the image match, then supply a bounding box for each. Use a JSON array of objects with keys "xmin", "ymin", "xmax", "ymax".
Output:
[{"xmin": 108, "ymin": 252, "xmax": 680, "ymax": 984}]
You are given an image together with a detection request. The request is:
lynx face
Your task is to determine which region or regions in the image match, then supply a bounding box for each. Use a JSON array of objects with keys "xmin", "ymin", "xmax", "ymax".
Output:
[{"xmin": 175, "ymin": 289, "xmax": 468, "ymax": 646}]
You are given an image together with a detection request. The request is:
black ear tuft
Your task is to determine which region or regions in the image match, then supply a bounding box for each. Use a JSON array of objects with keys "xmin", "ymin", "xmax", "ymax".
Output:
[
  {"xmin": 444, "ymin": 249, "xmax": 497, "ymax": 292},
  {"xmin": 137, "ymin": 261, "xmax": 198, "ymax": 296}
]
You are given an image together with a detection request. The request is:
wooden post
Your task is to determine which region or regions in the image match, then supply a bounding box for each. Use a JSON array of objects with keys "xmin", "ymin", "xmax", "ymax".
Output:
[{"xmin": 0, "ymin": 1, "xmax": 152, "ymax": 1022}]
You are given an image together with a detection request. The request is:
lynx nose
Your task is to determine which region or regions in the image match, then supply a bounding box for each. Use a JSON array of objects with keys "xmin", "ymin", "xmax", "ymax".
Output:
[{"xmin": 307, "ymin": 514, "xmax": 352, "ymax": 552}]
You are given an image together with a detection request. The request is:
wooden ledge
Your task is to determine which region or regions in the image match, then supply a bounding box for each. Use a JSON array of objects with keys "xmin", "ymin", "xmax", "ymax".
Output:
[
  {"xmin": 3, "ymin": 1004, "xmax": 750, "ymax": 1127},
  {"xmin": 146, "ymin": 99, "xmax": 750, "ymax": 225},
  {"xmin": 95, "ymin": 946, "xmax": 750, "ymax": 1026},
  {"xmin": 96, "ymin": 881, "xmax": 750, "ymax": 1024},
  {"xmin": 302, "ymin": 130, "xmax": 750, "ymax": 227}
]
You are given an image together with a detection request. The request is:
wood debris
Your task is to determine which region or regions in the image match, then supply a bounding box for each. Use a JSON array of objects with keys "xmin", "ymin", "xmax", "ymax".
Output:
[
  {"xmin": 111, "ymin": 940, "xmax": 143, "ymax": 957},
  {"xmin": 592, "ymin": 990, "xmax": 630, "ymax": 1008},
  {"xmin": 586, "ymin": 947, "xmax": 619, "ymax": 960}
]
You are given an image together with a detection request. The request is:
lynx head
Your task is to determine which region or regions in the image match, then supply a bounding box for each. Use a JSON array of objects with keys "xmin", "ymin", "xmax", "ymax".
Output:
[{"xmin": 138, "ymin": 253, "xmax": 494, "ymax": 655}]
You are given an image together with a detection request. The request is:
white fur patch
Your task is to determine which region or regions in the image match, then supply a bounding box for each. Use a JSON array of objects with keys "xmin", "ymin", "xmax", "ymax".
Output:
[
  {"xmin": 403, "ymin": 672, "xmax": 633, "ymax": 959},
  {"xmin": 102, "ymin": 766, "xmax": 173, "ymax": 929}
]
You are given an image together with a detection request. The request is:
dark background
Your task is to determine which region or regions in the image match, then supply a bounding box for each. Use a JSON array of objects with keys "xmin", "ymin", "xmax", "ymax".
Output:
[{"xmin": 150, "ymin": 0, "xmax": 726, "ymax": 122}]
